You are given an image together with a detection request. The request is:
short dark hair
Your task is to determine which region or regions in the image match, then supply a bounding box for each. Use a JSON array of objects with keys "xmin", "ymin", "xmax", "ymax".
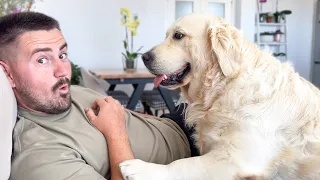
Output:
[{"xmin": 0, "ymin": 12, "xmax": 61, "ymax": 61}]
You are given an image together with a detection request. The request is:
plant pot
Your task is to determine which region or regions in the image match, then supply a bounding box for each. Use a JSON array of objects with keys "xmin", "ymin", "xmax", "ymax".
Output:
[
  {"xmin": 266, "ymin": 12, "xmax": 274, "ymax": 23},
  {"xmin": 274, "ymin": 12, "xmax": 281, "ymax": 23},
  {"xmin": 266, "ymin": 16, "xmax": 273, "ymax": 23},
  {"xmin": 260, "ymin": 35, "xmax": 274, "ymax": 42},
  {"xmin": 122, "ymin": 56, "xmax": 138, "ymax": 72},
  {"xmin": 259, "ymin": 13, "xmax": 267, "ymax": 23}
]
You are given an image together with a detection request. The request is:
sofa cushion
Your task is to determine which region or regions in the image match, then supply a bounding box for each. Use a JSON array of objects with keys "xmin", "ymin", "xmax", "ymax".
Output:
[{"xmin": 0, "ymin": 67, "xmax": 17, "ymax": 180}]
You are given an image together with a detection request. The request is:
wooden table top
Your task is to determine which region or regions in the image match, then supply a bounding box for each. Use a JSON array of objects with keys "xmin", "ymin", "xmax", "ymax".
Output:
[{"xmin": 89, "ymin": 68, "xmax": 156, "ymax": 79}]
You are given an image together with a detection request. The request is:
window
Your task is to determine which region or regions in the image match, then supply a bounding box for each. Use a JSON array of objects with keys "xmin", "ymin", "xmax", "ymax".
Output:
[
  {"xmin": 175, "ymin": 1, "xmax": 194, "ymax": 19},
  {"xmin": 207, "ymin": 1, "xmax": 226, "ymax": 18},
  {"xmin": 166, "ymin": 0, "xmax": 233, "ymax": 29}
]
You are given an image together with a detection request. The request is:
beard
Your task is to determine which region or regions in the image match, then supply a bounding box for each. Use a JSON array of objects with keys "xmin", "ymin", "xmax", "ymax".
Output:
[{"xmin": 16, "ymin": 77, "xmax": 72, "ymax": 114}]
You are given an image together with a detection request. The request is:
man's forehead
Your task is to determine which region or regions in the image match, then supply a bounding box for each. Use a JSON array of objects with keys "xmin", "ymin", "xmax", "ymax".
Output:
[{"xmin": 18, "ymin": 29, "xmax": 66, "ymax": 48}]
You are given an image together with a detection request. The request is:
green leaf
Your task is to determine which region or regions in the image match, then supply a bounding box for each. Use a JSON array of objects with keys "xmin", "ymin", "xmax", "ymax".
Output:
[
  {"xmin": 130, "ymin": 53, "xmax": 138, "ymax": 59},
  {"xmin": 126, "ymin": 50, "xmax": 131, "ymax": 58},
  {"xmin": 123, "ymin": 40, "xmax": 127, "ymax": 49},
  {"xmin": 122, "ymin": 52, "xmax": 128, "ymax": 59},
  {"xmin": 136, "ymin": 46, "xmax": 143, "ymax": 52},
  {"xmin": 70, "ymin": 61, "xmax": 82, "ymax": 85}
]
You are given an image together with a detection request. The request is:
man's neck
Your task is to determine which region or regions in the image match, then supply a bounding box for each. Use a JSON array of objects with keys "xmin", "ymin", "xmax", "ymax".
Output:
[{"xmin": 13, "ymin": 90, "xmax": 46, "ymax": 114}]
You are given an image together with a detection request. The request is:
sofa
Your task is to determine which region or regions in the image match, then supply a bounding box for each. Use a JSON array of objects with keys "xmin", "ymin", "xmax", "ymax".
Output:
[{"xmin": 0, "ymin": 68, "xmax": 17, "ymax": 180}]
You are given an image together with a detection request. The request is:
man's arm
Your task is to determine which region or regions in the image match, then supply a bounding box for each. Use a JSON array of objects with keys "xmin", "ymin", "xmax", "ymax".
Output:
[
  {"xmin": 85, "ymin": 96, "xmax": 134, "ymax": 180},
  {"xmin": 105, "ymin": 133, "xmax": 134, "ymax": 180},
  {"xmin": 10, "ymin": 144, "xmax": 107, "ymax": 180}
]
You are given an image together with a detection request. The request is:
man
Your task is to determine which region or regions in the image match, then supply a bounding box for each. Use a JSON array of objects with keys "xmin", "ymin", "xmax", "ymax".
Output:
[{"xmin": 0, "ymin": 12, "xmax": 194, "ymax": 180}]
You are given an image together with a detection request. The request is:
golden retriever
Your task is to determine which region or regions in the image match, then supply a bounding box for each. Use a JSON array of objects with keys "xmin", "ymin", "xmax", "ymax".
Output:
[{"xmin": 119, "ymin": 12, "xmax": 320, "ymax": 180}]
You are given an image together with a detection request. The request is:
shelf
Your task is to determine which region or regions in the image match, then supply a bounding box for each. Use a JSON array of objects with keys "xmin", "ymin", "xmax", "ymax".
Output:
[
  {"xmin": 257, "ymin": 23, "xmax": 286, "ymax": 26},
  {"xmin": 258, "ymin": 42, "xmax": 287, "ymax": 46},
  {"xmin": 255, "ymin": 0, "xmax": 288, "ymax": 60}
]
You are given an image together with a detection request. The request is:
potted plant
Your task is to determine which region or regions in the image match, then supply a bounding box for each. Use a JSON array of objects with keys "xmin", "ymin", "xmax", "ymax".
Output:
[
  {"xmin": 260, "ymin": 31, "xmax": 275, "ymax": 42},
  {"xmin": 0, "ymin": 0, "xmax": 36, "ymax": 16},
  {"xmin": 71, "ymin": 61, "xmax": 82, "ymax": 85},
  {"xmin": 274, "ymin": 30, "xmax": 284, "ymax": 42},
  {"xmin": 266, "ymin": 12, "xmax": 274, "ymax": 23},
  {"xmin": 120, "ymin": 8, "xmax": 143, "ymax": 72}
]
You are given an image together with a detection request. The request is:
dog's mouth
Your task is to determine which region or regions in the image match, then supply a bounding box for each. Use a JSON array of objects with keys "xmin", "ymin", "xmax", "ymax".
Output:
[{"xmin": 153, "ymin": 63, "xmax": 191, "ymax": 87}]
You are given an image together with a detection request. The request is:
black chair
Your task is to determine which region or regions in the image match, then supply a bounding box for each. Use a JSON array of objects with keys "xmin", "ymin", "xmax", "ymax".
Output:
[
  {"xmin": 107, "ymin": 90, "xmax": 143, "ymax": 112},
  {"xmin": 140, "ymin": 89, "xmax": 180, "ymax": 116}
]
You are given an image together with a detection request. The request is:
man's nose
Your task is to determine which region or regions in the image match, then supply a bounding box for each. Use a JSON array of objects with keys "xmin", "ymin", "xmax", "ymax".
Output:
[{"xmin": 54, "ymin": 60, "xmax": 69, "ymax": 78}]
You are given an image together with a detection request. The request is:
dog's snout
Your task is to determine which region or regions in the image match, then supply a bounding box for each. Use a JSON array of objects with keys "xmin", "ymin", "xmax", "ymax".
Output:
[{"xmin": 142, "ymin": 51, "xmax": 154, "ymax": 66}]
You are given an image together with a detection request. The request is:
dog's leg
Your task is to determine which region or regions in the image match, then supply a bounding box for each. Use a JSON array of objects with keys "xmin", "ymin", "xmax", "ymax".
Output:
[
  {"xmin": 273, "ymin": 155, "xmax": 320, "ymax": 180},
  {"xmin": 119, "ymin": 150, "xmax": 240, "ymax": 180}
]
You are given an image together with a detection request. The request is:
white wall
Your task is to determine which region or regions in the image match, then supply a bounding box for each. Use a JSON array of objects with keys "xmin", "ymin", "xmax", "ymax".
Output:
[
  {"xmin": 33, "ymin": 0, "xmax": 168, "ymax": 70},
  {"xmin": 235, "ymin": 0, "xmax": 256, "ymax": 42},
  {"xmin": 33, "ymin": 0, "xmax": 315, "ymax": 82},
  {"xmin": 283, "ymin": 0, "xmax": 316, "ymax": 80}
]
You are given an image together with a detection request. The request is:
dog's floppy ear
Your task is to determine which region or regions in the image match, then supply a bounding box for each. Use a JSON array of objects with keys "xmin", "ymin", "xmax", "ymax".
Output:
[{"xmin": 208, "ymin": 20, "xmax": 242, "ymax": 77}]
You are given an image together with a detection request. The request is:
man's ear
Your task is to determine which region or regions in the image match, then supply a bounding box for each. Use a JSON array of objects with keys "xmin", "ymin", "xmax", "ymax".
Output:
[
  {"xmin": 207, "ymin": 19, "xmax": 242, "ymax": 77},
  {"xmin": 0, "ymin": 61, "xmax": 16, "ymax": 88}
]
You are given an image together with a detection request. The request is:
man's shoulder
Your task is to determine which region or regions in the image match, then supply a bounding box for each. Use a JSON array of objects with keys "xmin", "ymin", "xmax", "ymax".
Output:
[
  {"xmin": 11, "ymin": 117, "xmax": 47, "ymax": 158},
  {"xmin": 69, "ymin": 85, "xmax": 106, "ymax": 114},
  {"xmin": 70, "ymin": 85, "xmax": 104, "ymax": 96},
  {"xmin": 70, "ymin": 85, "xmax": 105, "ymax": 101}
]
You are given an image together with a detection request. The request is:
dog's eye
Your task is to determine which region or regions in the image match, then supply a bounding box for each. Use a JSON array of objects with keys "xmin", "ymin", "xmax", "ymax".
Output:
[{"xmin": 173, "ymin": 32, "xmax": 185, "ymax": 40}]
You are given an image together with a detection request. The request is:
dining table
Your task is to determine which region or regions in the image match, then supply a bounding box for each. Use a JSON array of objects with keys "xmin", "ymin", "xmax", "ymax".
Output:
[{"xmin": 89, "ymin": 68, "xmax": 176, "ymax": 113}]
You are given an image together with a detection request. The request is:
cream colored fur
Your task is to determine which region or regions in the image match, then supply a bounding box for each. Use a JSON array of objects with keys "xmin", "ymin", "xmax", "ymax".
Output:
[{"xmin": 120, "ymin": 13, "xmax": 320, "ymax": 180}]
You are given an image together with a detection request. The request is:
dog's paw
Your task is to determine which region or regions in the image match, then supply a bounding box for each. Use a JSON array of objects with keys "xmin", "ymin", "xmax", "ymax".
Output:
[{"xmin": 119, "ymin": 159, "xmax": 168, "ymax": 180}]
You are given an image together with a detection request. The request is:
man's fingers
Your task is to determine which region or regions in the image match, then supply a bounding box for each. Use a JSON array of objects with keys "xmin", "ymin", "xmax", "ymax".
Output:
[
  {"xmin": 92, "ymin": 98, "xmax": 107, "ymax": 109},
  {"xmin": 115, "ymin": 99, "xmax": 121, "ymax": 106},
  {"xmin": 104, "ymin": 96, "xmax": 115, "ymax": 103},
  {"xmin": 85, "ymin": 108, "xmax": 97, "ymax": 122},
  {"xmin": 104, "ymin": 96, "xmax": 122, "ymax": 107},
  {"xmin": 91, "ymin": 101, "xmax": 98, "ymax": 109}
]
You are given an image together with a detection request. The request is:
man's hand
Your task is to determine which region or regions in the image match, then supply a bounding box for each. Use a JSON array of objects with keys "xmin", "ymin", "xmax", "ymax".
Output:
[
  {"xmin": 85, "ymin": 96, "xmax": 134, "ymax": 180},
  {"xmin": 85, "ymin": 96, "xmax": 126, "ymax": 139}
]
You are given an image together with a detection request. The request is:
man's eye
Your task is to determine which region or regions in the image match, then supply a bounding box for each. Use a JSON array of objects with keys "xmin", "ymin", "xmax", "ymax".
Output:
[
  {"xmin": 59, "ymin": 53, "xmax": 68, "ymax": 59},
  {"xmin": 37, "ymin": 58, "xmax": 48, "ymax": 64}
]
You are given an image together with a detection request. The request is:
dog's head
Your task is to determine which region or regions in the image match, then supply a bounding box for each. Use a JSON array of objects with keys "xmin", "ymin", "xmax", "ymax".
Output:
[{"xmin": 142, "ymin": 13, "xmax": 251, "ymax": 100}]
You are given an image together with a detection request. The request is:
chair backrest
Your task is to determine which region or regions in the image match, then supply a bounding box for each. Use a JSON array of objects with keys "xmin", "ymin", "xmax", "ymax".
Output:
[
  {"xmin": 80, "ymin": 67, "xmax": 109, "ymax": 96},
  {"xmin": 0, "ymin": 67, "xmax": 17, "ymax": 180}
]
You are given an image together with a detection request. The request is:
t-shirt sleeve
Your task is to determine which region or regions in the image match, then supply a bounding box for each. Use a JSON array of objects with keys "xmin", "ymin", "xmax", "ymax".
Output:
[{"xmin": 10, "ymin": 143, "xmax": 107, "ymax": 180}]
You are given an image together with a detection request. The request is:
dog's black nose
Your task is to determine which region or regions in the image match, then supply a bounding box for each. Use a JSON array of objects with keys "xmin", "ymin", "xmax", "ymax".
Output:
[{"xmin": 142, "ymin": 51, "xmax": 154, "ymax": 65}]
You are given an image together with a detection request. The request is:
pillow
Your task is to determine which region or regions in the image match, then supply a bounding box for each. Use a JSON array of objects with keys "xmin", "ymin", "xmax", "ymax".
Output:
[
  {"xmin": 80, "ymin": 67, "xmax": 109, "ymax": 95},
  {"xmin": 0, "ymin": 67, "xmax": 17, "ymax": 180}
]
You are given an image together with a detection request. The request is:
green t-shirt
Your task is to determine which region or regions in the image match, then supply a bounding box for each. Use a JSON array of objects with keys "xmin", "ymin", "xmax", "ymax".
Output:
[{"xmin": 10, "ymin": 86, "xmax": 191, "ymax": 180}]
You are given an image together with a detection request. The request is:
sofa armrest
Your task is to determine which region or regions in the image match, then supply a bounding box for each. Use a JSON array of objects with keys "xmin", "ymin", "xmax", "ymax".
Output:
[{"xmin": 0, "ymin": 68, "xmax": 17, "ymax": 180}]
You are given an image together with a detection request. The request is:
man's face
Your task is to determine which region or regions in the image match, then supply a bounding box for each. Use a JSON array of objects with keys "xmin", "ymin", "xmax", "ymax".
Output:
[{"xmin": 3, "ymin": 29, "xmax": 72, "ymax": 114}]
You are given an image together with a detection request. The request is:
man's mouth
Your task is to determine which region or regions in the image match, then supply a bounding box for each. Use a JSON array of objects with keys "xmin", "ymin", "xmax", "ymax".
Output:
[
  {"xmin": 153, "ymin": 63, "xmax": 191, "ymax": 87},
  {"xmin": 52, "ymin": 78, "xmax": 71, "ymax": 93},
  {"xmin": 58, "ymin": 84, "xmax": 69, "ymax": 94}
]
